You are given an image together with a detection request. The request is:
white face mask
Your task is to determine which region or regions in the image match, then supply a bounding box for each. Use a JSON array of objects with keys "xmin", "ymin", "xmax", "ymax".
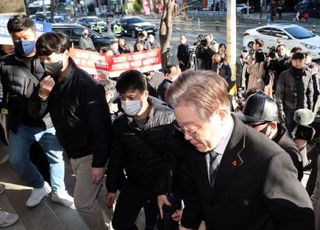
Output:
[{"xmin": 121, "ymin": 100, "xmax": 141, "ymax": 116}]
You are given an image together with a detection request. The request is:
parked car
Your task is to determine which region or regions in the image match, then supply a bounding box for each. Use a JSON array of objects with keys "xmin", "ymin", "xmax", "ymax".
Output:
[
  {"xmin": 294, "ymin": 1, "xmax": 320, "ymax": 18},
  {"xmin": 236, "ymin": 3, "xmax": 251, "ymax": 14},
  {"xmin": 52, "ymin": 23, "xmax": 114, "ymax": 51},
  {"xmin": 243, "ymin": 23, "xmax": 320, "ymax": 60},
  {"xmin": 75, "ymin": 16, "xmax": 108, "ymax": 32},
  {"xmin": 110, "ymin": 16, "xmax": 157, "ymax": 38},
  {"xmin": 32, "ymin": 11, "xmax": 66, "ymax": 23}
]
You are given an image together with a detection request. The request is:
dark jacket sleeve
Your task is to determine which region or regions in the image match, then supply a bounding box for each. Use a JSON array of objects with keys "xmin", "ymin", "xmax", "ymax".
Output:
[
  {"xmin": 27, "ymin": 85, "xmax": 49, "ymax": 119},
  {"xmin": 263, "ymin": 152, "xmax": 315, "ymax": 230},
  {"xmin": 306, "ymin": 76, "xmax": 314, "ymax": 110},
  {"xmin": 106, "ymin": 119, "xmax": 126, "ymax": 193},
  {"xmin": 275, "ymin": 72, "xmax": 285, "ymax": 115},
  {"xmin": 180, "ymin": 164, "xmax": 204, "ymax": 229},
  {"xmin": 159, "ymin": 128, "xmax": 203, "ymax": 228},
  {"xmin": 225, "ymin": 63, "xmax": 232, "ymax": 79},
  {"xmin": 83, "ymin": 84, "xmax": 111, "ymax": 167}
]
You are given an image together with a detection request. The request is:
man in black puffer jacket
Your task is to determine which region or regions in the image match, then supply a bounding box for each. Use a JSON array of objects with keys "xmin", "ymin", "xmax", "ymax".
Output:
[
  {"xmin": 0, "ymin": 15, "xmax": 72, "ymax": 209},
  {"xmin": 106, "ymin": 70, "xmax": 175, "ymax": 230}
]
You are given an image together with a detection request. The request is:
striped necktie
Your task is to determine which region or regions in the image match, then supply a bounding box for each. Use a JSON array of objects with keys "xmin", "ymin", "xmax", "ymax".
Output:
[{"xmin": 209, "ymin": 151, "xmax": 219, "ymax": 187}]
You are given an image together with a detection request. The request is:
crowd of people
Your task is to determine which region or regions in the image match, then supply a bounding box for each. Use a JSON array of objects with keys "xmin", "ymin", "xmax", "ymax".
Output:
[
  {"xmin": 79, "ymin": 27, "xmax": 160, "ymax": 56},
  {"xmin": 0, "ymin": 14, "xmax": 319, "ymax": 230}
]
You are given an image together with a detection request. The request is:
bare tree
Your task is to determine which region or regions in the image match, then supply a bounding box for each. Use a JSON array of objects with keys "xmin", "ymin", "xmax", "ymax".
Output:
[{"xmin": 159, "ymin": 0, "xmax": 177, "ymax": 68}]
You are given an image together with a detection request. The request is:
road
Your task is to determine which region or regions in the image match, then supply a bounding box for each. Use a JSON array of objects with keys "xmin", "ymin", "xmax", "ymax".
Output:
[{"xmin": 105, "ymin": 13, "xmax": 320, "ymax": 65}]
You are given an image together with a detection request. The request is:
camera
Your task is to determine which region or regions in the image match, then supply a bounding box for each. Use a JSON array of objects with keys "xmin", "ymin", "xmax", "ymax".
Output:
[
  {"xmin": 194, "ymin": 34, "xmax": 208, "ymax": 48},
  {"xmin": 200, "ymin": 38, "xmax": 208, "ymax": 47}
]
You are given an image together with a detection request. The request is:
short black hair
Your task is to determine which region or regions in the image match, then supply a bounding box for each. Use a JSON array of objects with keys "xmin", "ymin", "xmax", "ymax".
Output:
[
  {"xmin": 116, "ymin": 70, "xmax": 147, "ymax": 94},
  {"xmin": 36, "ymin": 32, "xmax": 70, "ymax": 56},
  {"xmin": 290, "ymin": 47, "xmax": 302, "ymax": 54},
  {"xmin": 7, "ymin": 15, "xmax": 36, "ymax": 33},
  {"xmin": 164, "ymin": 65, "xmax": 174, "ymax": 75},
  {"xmin": 218, "ymin": 43, "xmax": 226, "ymax": 49},
  {"xmin": 291, "ymin": 52, "xmax": 305, "ymax": 60}
]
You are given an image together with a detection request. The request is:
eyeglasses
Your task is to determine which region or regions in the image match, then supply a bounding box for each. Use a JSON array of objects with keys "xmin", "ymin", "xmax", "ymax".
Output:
[
  {"xmin": 174, "ymin": 120, "xmax": 206, "ymax": 139},
  {"xmin": 246, "ymin": 121, "xmax": 269, "ymax": 128}
]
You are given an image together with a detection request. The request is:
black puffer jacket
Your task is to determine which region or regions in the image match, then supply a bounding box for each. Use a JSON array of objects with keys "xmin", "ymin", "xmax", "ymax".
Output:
[
  {"xmin": 0, "ymin": 54, "xmax": 52, "ymax": 132},
  {"xmin": 106, "ymin": 97, "xmax": 175, "ymax": 192}
]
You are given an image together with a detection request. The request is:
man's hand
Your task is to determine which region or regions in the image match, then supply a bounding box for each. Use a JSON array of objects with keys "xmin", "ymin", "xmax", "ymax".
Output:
[
  {"xmin": 157, "ymin": 194, "xmax": 171, "ymax": 219},
  {"xmin": 38, "ymin": 76, "xmax": 55, "ymax": 99},
  {"xmin": 172, "ymin": 209, "xmax": 183, "ymax": 222},
  {"xmin": 91, "ymin": 167, "xmax": 105, "ymax": 184},
  {"xmin": 106, "ymin": 192, "xmax": 116, "ymax": 209}
]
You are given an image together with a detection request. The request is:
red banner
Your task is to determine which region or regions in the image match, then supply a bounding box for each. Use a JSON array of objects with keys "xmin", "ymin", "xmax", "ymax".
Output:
[{"xmin": 69, "ymin": 48, "xmax": 162, "ymax": 79}]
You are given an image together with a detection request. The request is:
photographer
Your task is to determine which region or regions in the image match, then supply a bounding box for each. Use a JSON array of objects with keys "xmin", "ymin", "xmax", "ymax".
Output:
[{"xmin": 196, "ymin": 34, "xmax": 216, "ymax": 70}]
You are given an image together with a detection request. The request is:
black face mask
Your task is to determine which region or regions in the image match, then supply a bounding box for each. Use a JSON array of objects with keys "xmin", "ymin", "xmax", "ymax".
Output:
[
  {"xmin": 291, "ymin": 66, "xmax": 304, "ymax": 76},
  {"xmin": 44, "ymin": 61, "xmax": 63, "ymax": 78}
]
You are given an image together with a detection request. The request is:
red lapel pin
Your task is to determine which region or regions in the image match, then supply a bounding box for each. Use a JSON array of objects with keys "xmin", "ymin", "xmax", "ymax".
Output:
[{"xmin": 232, "ymin": 160, "xmax": 237, "ymax": 167}]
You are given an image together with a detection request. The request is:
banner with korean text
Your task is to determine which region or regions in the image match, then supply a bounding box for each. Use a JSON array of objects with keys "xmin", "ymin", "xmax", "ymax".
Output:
[{"xmin": 69, "ymin": 48, "xmax": 162, "ymax": 79}]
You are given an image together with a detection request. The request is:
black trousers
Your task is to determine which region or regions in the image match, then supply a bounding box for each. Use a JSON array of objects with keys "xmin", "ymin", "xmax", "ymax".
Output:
[{"xmin": 112, "ymin": 181, "xmax": 159, "ymax": 230}]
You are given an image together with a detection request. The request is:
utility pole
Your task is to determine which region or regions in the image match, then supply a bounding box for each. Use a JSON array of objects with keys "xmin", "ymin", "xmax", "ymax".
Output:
[{"xmin": 226, "ymin": 0, "xmax": 237, "ymax": 82}]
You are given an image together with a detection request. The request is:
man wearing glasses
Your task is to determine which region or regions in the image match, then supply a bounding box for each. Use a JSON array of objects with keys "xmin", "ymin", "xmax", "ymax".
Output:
[
  {"xmin": 164, "ymin": 70, "xmax": 314, "ymax": 230},
  {"xmin": 238, "ymin": 92, "xmax": 303, "ymax": 180}
]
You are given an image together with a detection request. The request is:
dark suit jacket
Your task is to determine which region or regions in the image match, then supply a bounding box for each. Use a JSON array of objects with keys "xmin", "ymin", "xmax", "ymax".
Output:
[{"xmin": 180, "ymin": 115, "xmax": 314, "ymax": 230}]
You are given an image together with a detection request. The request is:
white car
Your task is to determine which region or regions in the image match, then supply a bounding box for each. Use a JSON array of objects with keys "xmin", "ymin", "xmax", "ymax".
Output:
[
  {"xmin": 236, "ymin": 4, "xmax": 250, "ymax": 14},
  {"xmin": 243, "ymin": 24, "xmax": 320, "ymax": 60}
]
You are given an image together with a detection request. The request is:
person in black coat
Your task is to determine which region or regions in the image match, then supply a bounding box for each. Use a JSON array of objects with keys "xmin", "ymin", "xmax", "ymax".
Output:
[
  {"xmin": 159, "ymin": 70, "xmax": 314, "ymax": 230},
  {"xmin": 211, "ymin": 53, "xmax": 232, "ymax": 89},
  {"xmin": 106, "ymin": 70, "xmax": 176, "ymax": 230},
  {"xmin": 196, "ymin": 35, "xmax": 215, "ymax": 70},
  {"xmin": 29, "ymin": 32, "xmax": 111, "ymax": 229},
  {"xmin": 238, "ymin": 92, "xmax": 304, "ymax": 180},
  {"xmin": 0, "ymin": 15, "xmax": 71, "ymax": 209},
  {"xmin": 157, "ymin": 65, "xmax": 181, "ymax": 102},
  {"xmin": 177, "ymin": 35, "xmax": 189, "ymax": 71}
]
